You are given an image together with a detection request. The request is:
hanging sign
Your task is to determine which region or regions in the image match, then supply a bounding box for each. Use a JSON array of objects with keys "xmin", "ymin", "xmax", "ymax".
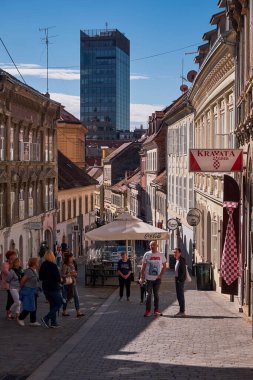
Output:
[
  {"xmin": 186, "ymin": 208, "xmax": 201, "ymax": 226},
  {"xmin": 189, "ymin": 149, "xmax": 243, "ymax": 172},
  {"xmin": 167, "ymin": 218, "xmax": 179, "ymax": 231}
]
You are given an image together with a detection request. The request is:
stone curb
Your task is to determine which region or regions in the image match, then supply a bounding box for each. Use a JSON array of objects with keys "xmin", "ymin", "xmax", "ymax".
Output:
[{"xmin": 27, "ymin": 288, "xmax": 119, "ymax": 380}]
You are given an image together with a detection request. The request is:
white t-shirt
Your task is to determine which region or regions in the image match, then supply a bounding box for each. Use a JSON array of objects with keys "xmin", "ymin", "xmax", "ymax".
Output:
[{"xmin": 143, "ymin": 251, "xmax": 166, "ymax": 281}]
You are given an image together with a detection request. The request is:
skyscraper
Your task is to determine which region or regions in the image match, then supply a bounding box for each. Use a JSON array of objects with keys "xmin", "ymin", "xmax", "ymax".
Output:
[{"xmin": 80, "ymin": 29, "xmax": 130, "ymax": 140}]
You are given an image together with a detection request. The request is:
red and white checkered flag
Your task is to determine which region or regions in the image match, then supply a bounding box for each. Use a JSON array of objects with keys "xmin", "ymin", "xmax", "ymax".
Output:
[{"xmin": 221, "ymin": 201, "xmax": 239, "ymax": 286}]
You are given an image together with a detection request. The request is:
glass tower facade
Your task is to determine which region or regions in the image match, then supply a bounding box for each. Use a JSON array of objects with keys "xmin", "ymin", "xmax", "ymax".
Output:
[{"xmin": 80, "ymin": 29, "xmax": 130, "ymax": 140}]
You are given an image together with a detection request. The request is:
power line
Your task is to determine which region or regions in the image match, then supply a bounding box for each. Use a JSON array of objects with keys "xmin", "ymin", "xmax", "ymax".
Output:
[
  {"xmin": 0, "ymin": 38, "xmax": 27, "ymax": 84},
  {"xmin": 131, "ymin": 42, "xmax": 201, "ymax": 61}
]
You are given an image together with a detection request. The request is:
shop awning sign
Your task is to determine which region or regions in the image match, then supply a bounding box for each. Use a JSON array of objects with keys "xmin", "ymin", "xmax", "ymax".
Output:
[{"xmin": 189, "ymin": 149, "xmax": 243, "ymax": 172}]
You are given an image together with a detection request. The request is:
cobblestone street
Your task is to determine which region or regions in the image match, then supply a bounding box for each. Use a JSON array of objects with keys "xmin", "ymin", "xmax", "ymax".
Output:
[
  {"xmin": 25, "ymin": 271, "xmax": 253, "ymax": 380},
  {"xmin": 0, "ymin": 263, "xmax": 115, "ymax": 380}
]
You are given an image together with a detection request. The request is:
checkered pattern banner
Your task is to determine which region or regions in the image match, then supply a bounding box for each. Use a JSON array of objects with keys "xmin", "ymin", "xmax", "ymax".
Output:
[{"xmin": 221, "ymin": 201, "xmax": 239, "ymax": 286}]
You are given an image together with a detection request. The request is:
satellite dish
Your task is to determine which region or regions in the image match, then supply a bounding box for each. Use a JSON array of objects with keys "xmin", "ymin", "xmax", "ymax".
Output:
[
  {"xmin": 187, "ymin": 70, "xmax": 197, "ymax": 83},
  {"xmin": 180, "ymin": 84, "xmax": 188, "ymax": 93}
]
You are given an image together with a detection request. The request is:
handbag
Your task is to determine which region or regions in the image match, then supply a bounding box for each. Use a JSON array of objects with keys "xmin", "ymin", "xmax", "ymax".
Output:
[
  {"xmin": 185, "ymin": 265, "xmax": 192, "ymax": 283},
  {"xmin": 64, "ymin": 276, "xmax": 73, "ymax": 285}
]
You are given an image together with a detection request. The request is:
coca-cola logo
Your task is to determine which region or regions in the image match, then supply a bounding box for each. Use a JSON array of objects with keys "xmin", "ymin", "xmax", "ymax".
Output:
[{"xmin": 144, "ymin": 233, "xmax": 161, "ymax": 240}]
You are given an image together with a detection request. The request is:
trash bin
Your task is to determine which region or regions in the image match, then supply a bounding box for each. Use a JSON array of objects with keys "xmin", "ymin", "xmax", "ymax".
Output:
[{"xmin": 195, "ymin": 262, "xmax": 212, "ymax": 290}]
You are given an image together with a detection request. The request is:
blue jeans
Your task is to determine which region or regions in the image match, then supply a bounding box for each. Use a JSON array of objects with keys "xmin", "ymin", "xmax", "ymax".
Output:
[
  {"xmin": 43, "ymin": 289, "xmax": 63, "ymax": 325},
  {"xmin": 62, "ymin": 284, "xmax": 80, "ymax": 311},
  {"xmin": 146, "ymin": 279, "xmax": 161, "ymax": 311},
  {"xmin": 175, "ymin": 279, "xmax": 185, "ymax": 312}
]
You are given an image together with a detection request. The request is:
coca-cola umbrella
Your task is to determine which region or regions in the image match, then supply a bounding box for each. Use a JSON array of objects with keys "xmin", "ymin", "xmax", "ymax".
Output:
[
  {"xmin": 85, "ymin": 212, "xmax": 169, "ymax": 241},
  {"xmin": 85, "ymin": 212, "xmax": 169, "ymax": 272}
]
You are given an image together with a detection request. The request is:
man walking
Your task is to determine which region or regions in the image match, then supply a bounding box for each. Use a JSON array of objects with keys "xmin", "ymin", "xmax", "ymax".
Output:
[
  {"xmin": 174, "ymin": 248, "xmax": 186, "ymax": 317},
  {"xmin": 140, "ymin": 241, "xmax": 167, "ymax": 317}
]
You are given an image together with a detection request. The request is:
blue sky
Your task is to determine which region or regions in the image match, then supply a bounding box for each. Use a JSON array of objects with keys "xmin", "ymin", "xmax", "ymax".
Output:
[{"xmin": 0, "ymin": 0, "xmax": 219, "ymax": 128}]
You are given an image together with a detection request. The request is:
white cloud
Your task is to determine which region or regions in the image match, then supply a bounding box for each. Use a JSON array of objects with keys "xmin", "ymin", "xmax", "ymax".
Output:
[
  {"xmin": 0, "ymin": 63, "xmax": 80, "ymax": 80},
  {"xmin": 1, "ymin": 63, "xmax": 148, "ymax": 81},
  {"xmin": 130, "ymin": 103, "xmax": 165, "ymax": 124},
  {"xmin": 130, "ymin": 74, "xmax": 149, "ymax": 80},
  {"xmin": 28, "ymin": 91, "xmax": 165, "ymax": 129},
  {"xmin": 50, "ymin": 93, "xmax": 80, "ymax": 117}
]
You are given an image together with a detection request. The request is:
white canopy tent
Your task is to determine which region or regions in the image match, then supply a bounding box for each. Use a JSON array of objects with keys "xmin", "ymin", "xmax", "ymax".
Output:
[{"xmin": 85, "ymin": 212, "xmax": 169, "ymax": 273}]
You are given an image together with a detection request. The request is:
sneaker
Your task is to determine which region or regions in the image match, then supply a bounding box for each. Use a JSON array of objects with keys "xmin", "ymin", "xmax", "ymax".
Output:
[
  {"xmin": 126, "ymin": 298, "xmax": 130, "ymax": 302},
  {"xmin": 17, "ymin": 318, "xmax": 25, "ymax": 327},
  {"xmin": 29, "ymin": 321, "xmax": 41, "ymax": 327},
  {"xmin": 144, "ymin": 310, "xmax": 151, "ymax": 317},
  {"xmin": 41, "ymin": 317, "xmax": 50, "ymax": 328},
  {"xmin": 174, "ymin": 311, "xmax": 186, "ymax": 318},
  {"xmin": 51, "ymin": 323, "xmax": 61, "ymax": 329},
  {"xmin": 6, "ymin": 312, "xmax": 14, "ymax": 320},
  {"xmin": 154, "ymin": 309, "xmax": 163, "ymax": 316}
]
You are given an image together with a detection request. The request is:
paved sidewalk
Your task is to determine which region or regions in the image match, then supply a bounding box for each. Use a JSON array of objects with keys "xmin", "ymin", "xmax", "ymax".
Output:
[
  {"xmin": 27, "ymin": 272, "xmax": 253, "ymax": 380},
  {"xmin": 0, "ymin": 263, "xmax": 115, "ymax": 380}
]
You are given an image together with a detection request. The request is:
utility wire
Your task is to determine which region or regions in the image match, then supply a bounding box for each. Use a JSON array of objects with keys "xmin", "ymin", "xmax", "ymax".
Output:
[
  {"xmin": 131, "ymin": 42, "xmax": 201, "ymax": 61},
  {"xmin": 0, "ymin": 38, "xmax": 27, "ymax": 84}
]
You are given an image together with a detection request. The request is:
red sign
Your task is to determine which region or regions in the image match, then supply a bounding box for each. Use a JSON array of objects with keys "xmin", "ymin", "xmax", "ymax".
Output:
[{"xmin": 189, "ymin": 149, "xmax": 243, "ymax": 172}]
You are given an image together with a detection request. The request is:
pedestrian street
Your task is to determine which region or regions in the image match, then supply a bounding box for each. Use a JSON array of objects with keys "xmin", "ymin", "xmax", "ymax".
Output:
[{"xmin": 28, "ymin": 271, "xmax": 253, "ymax": 380}]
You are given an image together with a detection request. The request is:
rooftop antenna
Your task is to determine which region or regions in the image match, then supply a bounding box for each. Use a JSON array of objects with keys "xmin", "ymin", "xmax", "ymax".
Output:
[{"xmin": 39, "ymin": 26, "xmax": 57, "ymax": 95}]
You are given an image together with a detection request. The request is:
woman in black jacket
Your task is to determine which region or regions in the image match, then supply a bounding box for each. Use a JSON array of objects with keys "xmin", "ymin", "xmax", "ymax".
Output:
[{"xmin": 39, "ymin": 250, "xmax": 63, "ymax": 328}]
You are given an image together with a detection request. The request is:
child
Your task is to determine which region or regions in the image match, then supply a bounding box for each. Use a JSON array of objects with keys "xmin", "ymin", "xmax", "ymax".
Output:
[{"xmin": 7, "ymin": 258, "xmax": 24, "ymax": 319}]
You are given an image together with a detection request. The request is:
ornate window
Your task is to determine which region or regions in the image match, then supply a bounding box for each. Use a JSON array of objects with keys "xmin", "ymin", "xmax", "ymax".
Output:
[
  {"xmin": 19, "ymin": 188, "xmax": 25, "ymax": 220},
  {"xmin": 28, "ymin": 186, "xmax": 33, "ymax": 217},
  {"xmin": 0, "ymin": 124, "xmax": 5, "ymax": 161}
]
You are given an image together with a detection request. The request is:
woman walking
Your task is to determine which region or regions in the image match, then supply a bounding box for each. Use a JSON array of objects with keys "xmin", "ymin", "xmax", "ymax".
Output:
[
  {"xmin": 61, "ymin": 253, "xmax": 84, "ymax": 318},
  {"xmin": 39, "ymin": 250, "xmax": 63, "ymax": 328},
  {"xmin": 8, "ymin": 258, "xmax": 23, "ymax": 320},
  {"xmin": 1, "ymin": 250, "xmax": 17, "ymax": 319},
  {"xmin": 18, "ymin": 257, "xmax": 41, "ymax": 327},
  {"xmin": 117, "ymin": 252, "xmax": 132, "ymax": 301}
]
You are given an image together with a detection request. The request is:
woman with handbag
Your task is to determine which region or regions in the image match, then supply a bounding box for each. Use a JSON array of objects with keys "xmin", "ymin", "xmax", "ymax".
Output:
[
  {"xmin": 61, "ymin": 253, "xmax": 84, "ymax": 318},
  {"xmin": 39, "ymin": 250, "xmax": 63, "ymax": 328},
  {"xmin": 117, "ymin": 251, "xmax": 132, "ymax": 301}
]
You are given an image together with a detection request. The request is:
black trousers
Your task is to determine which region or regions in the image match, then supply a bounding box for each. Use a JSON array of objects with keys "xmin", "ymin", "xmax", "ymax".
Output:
[
  {"xmin": 146, "ymin": 279, "xmax": 161, "ymax": 311},
  {"xmin": 118, "ymin": 276, "xmax": 131, "ymax": 298},
  {"xmin": 175, "ymin": 278, "xmax": 185, "ymax": 312},
  {"xmin": 6, "ymin": 290, "xmax": 14, "ymax": 311}
]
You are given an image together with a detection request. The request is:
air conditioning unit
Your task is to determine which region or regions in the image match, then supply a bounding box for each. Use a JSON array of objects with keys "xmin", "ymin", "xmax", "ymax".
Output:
[{"xmin": 72, "ymin": 224, "xmax": 79, "ymax": 232}]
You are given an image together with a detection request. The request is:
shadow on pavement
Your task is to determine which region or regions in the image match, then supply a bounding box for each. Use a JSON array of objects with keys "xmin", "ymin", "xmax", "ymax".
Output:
[{"xmin": 46, "ymin": 272, "xmax": 253, "ymax": 380}]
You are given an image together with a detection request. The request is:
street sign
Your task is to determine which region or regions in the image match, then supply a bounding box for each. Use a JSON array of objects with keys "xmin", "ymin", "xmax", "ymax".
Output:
[
  {"xmin": 189, "ymin": 149, "xmax": 243, "ymax": 172},
  {"xmin": 187, "ymin": 208, "xmax": 201, "ymax": 226},
  {"xmin": 167, "ymin": 218, "xmax": 179, "ymax": 231}
]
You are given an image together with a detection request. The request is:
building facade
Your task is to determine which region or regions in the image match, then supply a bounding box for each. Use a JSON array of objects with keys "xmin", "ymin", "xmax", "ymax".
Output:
[
  {"xmin": 226, "ymin": 0, "xmax": 253, "ymax": 316},
  {"xmin": 57, "ymin": 151, "xmax": 97, "ymax": 256},
  {"xmin": 57, "ymin": 108, "xmax": 87, "ymax": 169},
  {"xmin": 189, "ymin": 9, "xmax": 236, "ymax": 290},
  {"xmin": 0, "ymin": 69, "xmax": 60, "ymax": 265},
  {"xmin": 80, "ymin": 29, "xmax": 130, "ymax": 140},
  {"xmin": 165, "ymin": 93, "xmax": 194, "ymax": 267},
  {"xmin": 103, "ymin": 142, "xmax": 141, "ymax": 221}
]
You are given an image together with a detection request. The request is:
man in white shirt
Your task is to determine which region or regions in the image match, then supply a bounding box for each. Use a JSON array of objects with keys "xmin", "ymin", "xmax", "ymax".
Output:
[{"xmin": 140, "ymin": 241, "xmax": 167, "ymax": 317}]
